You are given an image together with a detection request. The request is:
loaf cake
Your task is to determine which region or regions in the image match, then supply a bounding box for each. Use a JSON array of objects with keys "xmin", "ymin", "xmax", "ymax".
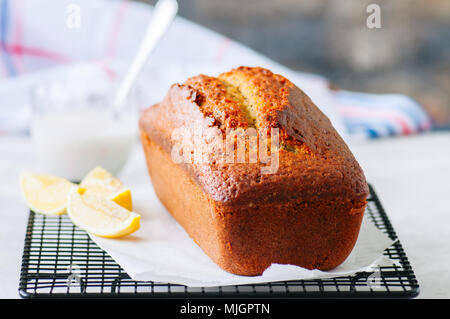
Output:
[{"xmin": 139, "ymin": 66, "xmax": 369, "ymax": 276}]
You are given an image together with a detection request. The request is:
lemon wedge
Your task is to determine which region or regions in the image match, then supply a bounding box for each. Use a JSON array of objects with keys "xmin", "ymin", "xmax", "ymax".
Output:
[
  {"xmin": 67, "ymin": 188, "xmax": 140, "ymax": 238},
  {"xmin": 80, "ymin": 166, "xmax": 132, "ymax": 211},
  {"xmin": 20, "ymin": 173, "xmax": 75, "ymax": 216}
]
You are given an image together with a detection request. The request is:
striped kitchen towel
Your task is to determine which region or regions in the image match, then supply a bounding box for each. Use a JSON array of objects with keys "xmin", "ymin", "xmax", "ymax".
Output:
[{"xmin": 334, "ymin": 90, "xmax": 432, "ymax": 139}]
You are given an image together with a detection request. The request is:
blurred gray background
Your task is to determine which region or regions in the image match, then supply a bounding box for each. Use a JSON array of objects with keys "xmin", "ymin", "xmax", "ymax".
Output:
[{"xmin": 142, "ymin": 0, "xmax": 450, "ymax": 128}]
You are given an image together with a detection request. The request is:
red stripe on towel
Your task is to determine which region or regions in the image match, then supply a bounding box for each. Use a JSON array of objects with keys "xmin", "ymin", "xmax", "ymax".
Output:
[
  {"xmin": 2, "ymin": 43, "xmax": 71, "ymax": 63},
  {"xmin": 106, "ymin": 0, "xmax": 129, "ymax": 57},
  {"xmin": 213, "ymin": 37, "xmax": 231, "ymax": 64},
  {"xmin": 11, "ymin": 0, "xmax": 24, "ymax": 73}
]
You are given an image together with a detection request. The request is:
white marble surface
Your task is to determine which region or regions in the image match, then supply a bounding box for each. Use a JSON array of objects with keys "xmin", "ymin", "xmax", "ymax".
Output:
[{"xmin": 0, "ymin": 133, "xmax": 449, "ymax": 298}]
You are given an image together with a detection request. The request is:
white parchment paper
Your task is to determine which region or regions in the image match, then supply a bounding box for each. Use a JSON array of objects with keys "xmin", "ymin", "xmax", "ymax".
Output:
[{"xmin": 89, "ymin": 150, "xmax": 396, "ymax": 287}]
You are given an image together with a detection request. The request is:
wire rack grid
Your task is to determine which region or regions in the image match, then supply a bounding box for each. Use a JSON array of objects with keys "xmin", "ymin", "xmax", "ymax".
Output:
[{"xmin": 19, "ymin": 185, "xmax": 419, "ymax": 298}]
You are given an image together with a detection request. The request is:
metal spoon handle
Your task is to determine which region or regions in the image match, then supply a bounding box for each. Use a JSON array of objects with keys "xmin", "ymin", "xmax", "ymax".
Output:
[{"xmin": 113, "ymin": 0, "xmax": 178, "ymax": 111}]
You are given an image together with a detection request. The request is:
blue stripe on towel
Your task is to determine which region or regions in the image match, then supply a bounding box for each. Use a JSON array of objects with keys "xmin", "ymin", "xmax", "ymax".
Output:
[{"xmin": 0, "ymin": 0, "xmax": 16, "ymax": 76}]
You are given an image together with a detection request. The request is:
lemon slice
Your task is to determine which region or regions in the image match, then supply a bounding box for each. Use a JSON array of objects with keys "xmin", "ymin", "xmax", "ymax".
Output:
[
  {"xmin": 20, "ymin": 173, "xmax": 75, "ymax": 216},
  {"xmin": 67, "ymin": 188, "xmax": 140, "ymax": 238},
  {"xmin": 80, "ymin": 166, "xmax": 132, "ymax": 211}
]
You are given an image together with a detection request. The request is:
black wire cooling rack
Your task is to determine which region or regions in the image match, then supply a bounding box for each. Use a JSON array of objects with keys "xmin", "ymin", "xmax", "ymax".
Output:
[{"xmin": 19, "ymin": 185, "xmax": 419, "ymax": 298}]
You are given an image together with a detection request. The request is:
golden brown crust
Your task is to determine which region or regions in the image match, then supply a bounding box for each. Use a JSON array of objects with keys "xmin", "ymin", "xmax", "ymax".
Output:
[
  {"xmin": 139, "ymin": 66, "xmax": 369, "ymax": 205},
  {"xmin": 184, "ymin": 75, "xmax": 252, "ymax": 129},
  {"xmin": 139, "ymin": 66, "xmax": 369, "ymax": 275}
]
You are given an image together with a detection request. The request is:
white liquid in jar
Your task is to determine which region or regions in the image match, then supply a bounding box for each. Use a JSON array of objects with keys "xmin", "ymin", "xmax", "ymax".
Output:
[{"xmin": 31, "ymin": 110, "xmax": 136, "ymax": 181}]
